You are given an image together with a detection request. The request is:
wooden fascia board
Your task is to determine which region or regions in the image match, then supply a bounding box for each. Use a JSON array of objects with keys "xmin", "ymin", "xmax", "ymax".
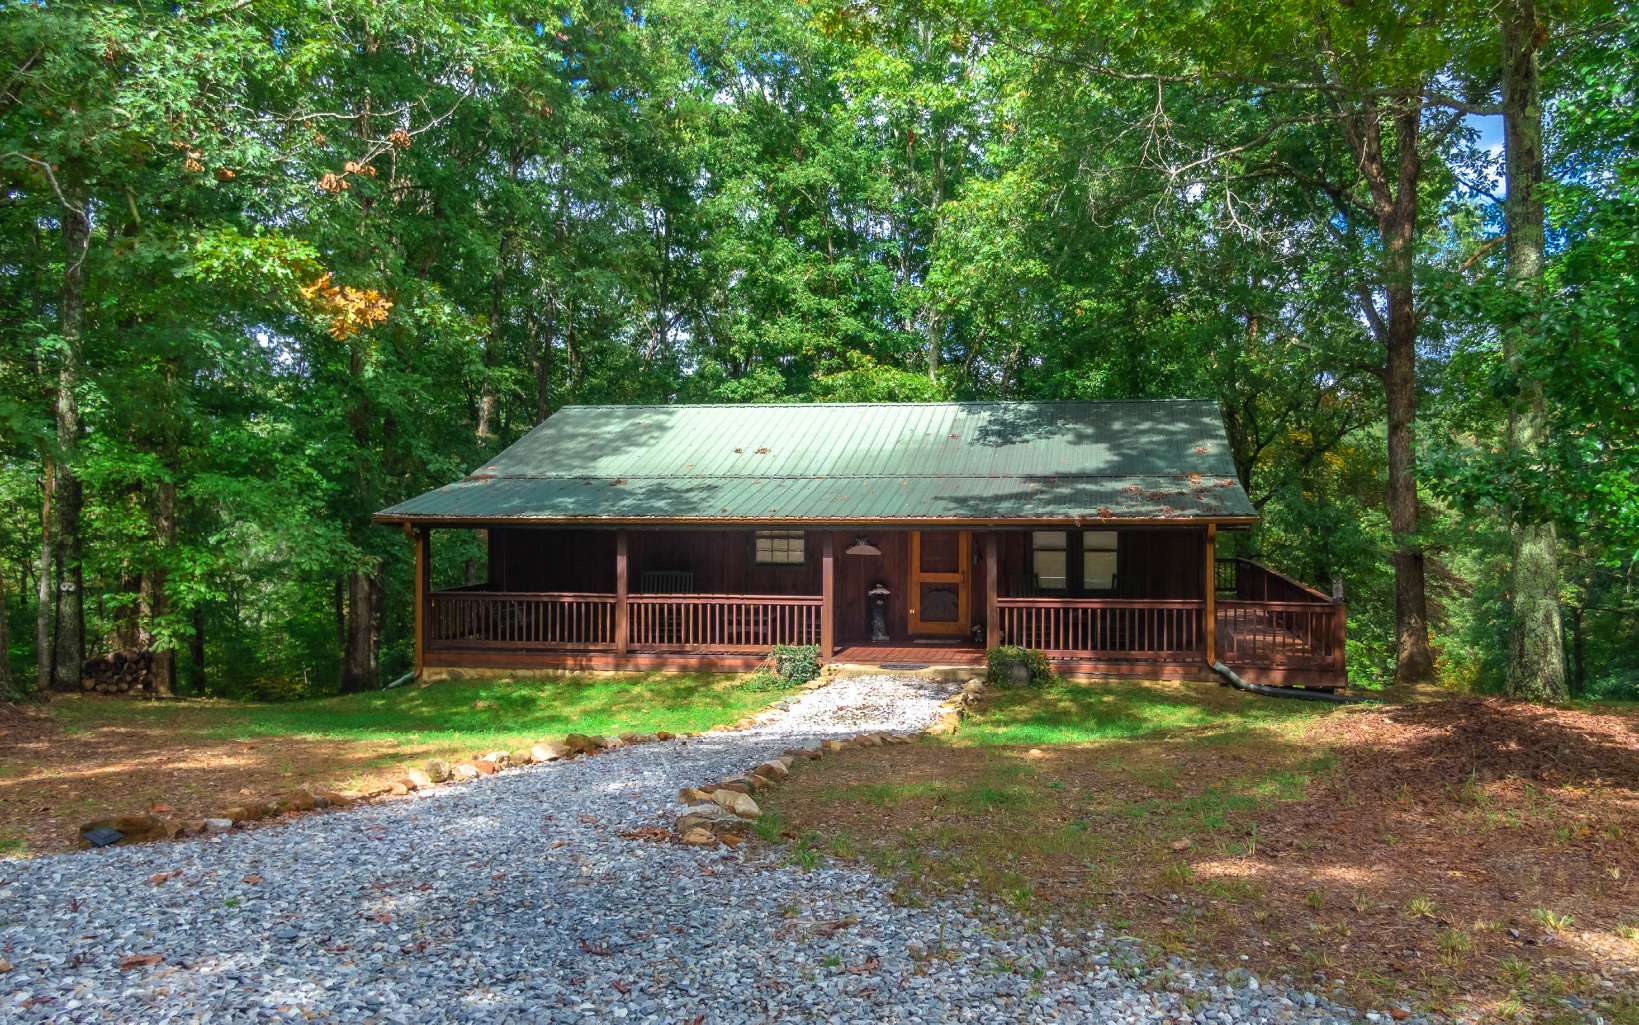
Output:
[{"xmin": 373, "ymin": 514, "xmax": 1260, "ymax": 530}]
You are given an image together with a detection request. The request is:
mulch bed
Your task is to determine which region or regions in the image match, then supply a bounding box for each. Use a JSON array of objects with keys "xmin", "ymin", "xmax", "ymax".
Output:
[{"xmin": 764, "ymin": 696, "xmax": 1639, "ymax": 1022}]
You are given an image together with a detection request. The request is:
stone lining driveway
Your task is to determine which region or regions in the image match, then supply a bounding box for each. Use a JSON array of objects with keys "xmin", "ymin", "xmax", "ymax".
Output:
[{"xmin": 0, "ymin": 676, "xmax": 1367, "ymax": 1024}]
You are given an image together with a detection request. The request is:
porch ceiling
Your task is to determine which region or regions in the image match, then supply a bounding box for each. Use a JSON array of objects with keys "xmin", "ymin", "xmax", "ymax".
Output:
[{"xmin": 377, "ymin": 400, "xmax": 1257, "ymax": 525}]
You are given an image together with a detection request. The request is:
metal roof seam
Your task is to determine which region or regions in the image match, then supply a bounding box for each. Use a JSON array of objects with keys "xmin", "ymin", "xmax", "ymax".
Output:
[{"xmin": 378, "ymin": 400, "xmax": 1256, "ymax": 522}]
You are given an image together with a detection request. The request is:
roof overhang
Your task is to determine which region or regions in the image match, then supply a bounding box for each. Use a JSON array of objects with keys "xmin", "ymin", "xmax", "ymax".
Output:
[{"xmin": 374, "ymin": 513, "xmax": 1260, "ymax": 529}]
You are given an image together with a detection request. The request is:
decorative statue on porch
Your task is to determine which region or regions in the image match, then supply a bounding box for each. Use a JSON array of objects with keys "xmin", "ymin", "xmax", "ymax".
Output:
[{"xmin": 867, "ymin": 583, "xmax": 891, "ymax": 642}]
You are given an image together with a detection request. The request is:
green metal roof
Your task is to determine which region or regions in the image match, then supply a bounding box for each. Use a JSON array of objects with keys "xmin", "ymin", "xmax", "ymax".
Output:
[{"xmin": 376, "ymin": 400, "xmax": 1257, "ymax": 524}]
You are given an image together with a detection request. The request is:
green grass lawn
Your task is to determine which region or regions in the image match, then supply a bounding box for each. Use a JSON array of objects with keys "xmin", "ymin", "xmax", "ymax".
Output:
[
  {"xmin": 48, "ymin": 672, "xmax": 793, "ymax": 750},
  {"xmin": 951, "ymin": 678, "xmax": 1333, "ymax": 746}
]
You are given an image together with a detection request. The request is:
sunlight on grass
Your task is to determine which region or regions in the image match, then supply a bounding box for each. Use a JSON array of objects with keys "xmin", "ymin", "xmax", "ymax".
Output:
[
  {"xmin": 45, "ymin": 673, "xmax": 795, "ymax": 753},
  {"xmin": 954, "ymin": 680, "xmax": 1327, "ymax": 747}
]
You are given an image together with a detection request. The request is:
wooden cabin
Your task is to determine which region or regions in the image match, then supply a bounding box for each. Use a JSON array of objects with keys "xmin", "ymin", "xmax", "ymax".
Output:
[{"xmin": 375, "ymin": 400, "xmax": 1347, "ymax": 688}]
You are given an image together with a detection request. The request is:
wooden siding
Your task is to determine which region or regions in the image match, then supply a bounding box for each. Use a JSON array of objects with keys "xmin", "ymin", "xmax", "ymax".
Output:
[
  {"xmin": 488, "ymin": 528, "xmax": 617, "ymax": 593},
  {"xmin": 489, "ymin": 527, "xmax": 821, "ymax": 596},
  {"xmin": 446, "ymin": 524, "xmax": 1347, "ymax": 689},
  {"xmin": 995, "ymin": 527, "xmax": 1205, "ymax": 599}
]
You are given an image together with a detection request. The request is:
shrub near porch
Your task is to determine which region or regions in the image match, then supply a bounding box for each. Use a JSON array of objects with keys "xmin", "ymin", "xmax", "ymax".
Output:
[
  {"xmin": 0, "ymin": 673, "xmax": 796, "ymax": 857},
  {"xmin": 757, "ymin": 682, "xmax": 1639, "ymax": 1024}
]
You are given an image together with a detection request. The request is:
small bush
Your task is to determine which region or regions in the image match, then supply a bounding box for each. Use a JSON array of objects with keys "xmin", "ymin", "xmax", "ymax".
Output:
[
  {"xmin": 743, "ymin": 669, "xmax": 790, "ymax": 692},
  {"xmin": 986, "ymin": 645, "xmax": 1053, "ymax": 688},
  {"xmin": 770, "ymin": 643, "xmax": 821, "ymax": 684}
]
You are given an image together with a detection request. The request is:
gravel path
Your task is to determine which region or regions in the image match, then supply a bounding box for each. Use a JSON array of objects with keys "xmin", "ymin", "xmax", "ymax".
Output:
[{"xmin": 1, "ymin": 675, "xmax": 1374, "ymax": 1024}]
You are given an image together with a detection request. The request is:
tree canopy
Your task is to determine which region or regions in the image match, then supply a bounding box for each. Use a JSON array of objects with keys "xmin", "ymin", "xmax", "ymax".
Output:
[{"xmin": 3, "ymin": 0, "xmax": 1634, "ymax": 701}]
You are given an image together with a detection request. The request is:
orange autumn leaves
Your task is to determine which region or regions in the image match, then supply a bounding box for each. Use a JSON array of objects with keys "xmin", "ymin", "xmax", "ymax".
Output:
[{"xmin": 300, "ymin": 272, "xmax": 392, "ymax": 341}]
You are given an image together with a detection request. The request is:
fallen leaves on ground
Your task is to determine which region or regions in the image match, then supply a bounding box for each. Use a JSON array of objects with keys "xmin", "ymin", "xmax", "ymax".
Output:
[
  {"xmin": 765, "ymin": 694, "xmax": 1639, "ymax": 1022},
  {"xmin": 617, "ymin": 826, "xmax": 675, "ymax": 844}
]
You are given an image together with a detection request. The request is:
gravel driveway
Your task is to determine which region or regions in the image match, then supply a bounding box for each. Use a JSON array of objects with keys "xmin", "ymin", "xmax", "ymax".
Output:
[{"xmin": 1, "ymin": 676, "xmax": 1371, "ymax": 1024}]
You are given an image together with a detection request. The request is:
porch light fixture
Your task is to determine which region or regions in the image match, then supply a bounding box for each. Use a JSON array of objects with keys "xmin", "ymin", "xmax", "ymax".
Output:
[{"xmin": 845, "ymin": 536, "xmax": 881, "ymax": 556}]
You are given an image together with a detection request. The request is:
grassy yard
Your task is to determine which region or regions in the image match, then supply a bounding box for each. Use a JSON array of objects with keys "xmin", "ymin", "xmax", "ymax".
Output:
[
  {"xmin": 758, "ymin": 680, "xmax": 1639, "ymax": 1025},
  {"xmin": 1, "ymin": 673, "xmax": 793, "ymax": 856}
]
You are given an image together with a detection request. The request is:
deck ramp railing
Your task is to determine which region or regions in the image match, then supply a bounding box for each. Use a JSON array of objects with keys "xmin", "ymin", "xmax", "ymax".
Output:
[{"xmin": 1215, "ymin": 600, "xmax": 1345, "ymax": 670}]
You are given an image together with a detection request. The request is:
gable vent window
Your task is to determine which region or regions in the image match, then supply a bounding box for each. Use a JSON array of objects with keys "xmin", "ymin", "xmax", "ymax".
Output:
[
  {"xmin": 754, "ymin": 530, "xmax": 806, "ymax": 565},
  {"xmin": 1031, "ymin": 531, "xmax": 1068, "ymax": 591}
]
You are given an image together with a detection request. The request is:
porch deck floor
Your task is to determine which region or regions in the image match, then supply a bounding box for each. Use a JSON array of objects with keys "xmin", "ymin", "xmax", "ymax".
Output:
[{"xmin": 831, "ymin": 643, "xmax": 986, "ymax": 667}]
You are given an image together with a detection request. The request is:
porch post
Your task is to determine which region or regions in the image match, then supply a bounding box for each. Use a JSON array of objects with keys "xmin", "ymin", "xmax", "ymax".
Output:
[
  {"xmin": 1203, "ymin": 523, "xmax": 1217, "ymax": 667},
  {"xmin": 820, "ymin": 532, "xmax": 835, "ymax": 659},
  {"xmin": 984, "ymin": 532, "xmax": 999, "ymax": 649},
  {"xmin": 614, "ymin": 529, "xmax": 629, "ymax": 655},
  {"xmin": 411, "ymin": 525, "xmax": 429, "ymax": 676}
]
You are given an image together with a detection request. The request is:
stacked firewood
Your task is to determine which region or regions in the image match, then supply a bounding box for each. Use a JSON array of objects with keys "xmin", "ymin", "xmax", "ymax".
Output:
[{"xmin": 81, "ymin": 649, "xmax": 159, "ymax": 694}]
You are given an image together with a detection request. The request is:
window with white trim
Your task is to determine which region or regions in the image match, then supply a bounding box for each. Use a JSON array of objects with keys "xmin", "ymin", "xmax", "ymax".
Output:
[
  {"xmin": 753, "ymin": 530, "xmax": 806, "ymax": 565},
  {"xmin": 1031, "ymin": 531, "xmax": 1068, "ymax": 591},
  {"xmin": 1082, "ymin": 530, "xmax": 1118, "ymax": 591}
]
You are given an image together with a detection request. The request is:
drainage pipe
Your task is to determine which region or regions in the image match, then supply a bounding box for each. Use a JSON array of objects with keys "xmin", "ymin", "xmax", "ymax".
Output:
[
  {"xmin": 384, "ymin": 670, "xmax": 418, "ymax": 690},
  {"xmin": 1210, "ymin": 661, "xmax": 1375, "ymax": 704}
]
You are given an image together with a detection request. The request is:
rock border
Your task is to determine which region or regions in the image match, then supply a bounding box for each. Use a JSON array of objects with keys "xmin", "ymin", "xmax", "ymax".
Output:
[
  {"xmin": 76, "ymin": 675, "xmax": 990, "ymax": 851},
  {"xmin": 76, "ymin": 727, "xmax": 685, "ymax": 850},
  {"xmin": 669, "ymin": 676, "xmax": 988, "ymax": 847}
]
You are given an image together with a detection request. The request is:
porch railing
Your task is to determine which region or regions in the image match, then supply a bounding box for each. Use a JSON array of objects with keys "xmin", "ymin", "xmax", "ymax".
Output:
[
  {"xmin": 424, "ymin": 569, "xmax": 1344, "ymax": 678},
  {"xmin": 1217, "ymin": 557, "xmax": 1335, "ymax": 603},
  {"xmin": 427, "ymin": 589, "xmax": 822, "ymax": 654},
  {"xmin": 996, "ymin": 598, "xmax": 1206, "ymax": 662},
  {"xmin": 1215, "ymin": 600, "xmax": 1345, "ymax": 670},
  {"xmin": 628, "ymin": 593, "xmax": 822, "ymax": 652},
  {"xmin": 428, "ymin": 591, "xmax": 616, "ymax": 650}
]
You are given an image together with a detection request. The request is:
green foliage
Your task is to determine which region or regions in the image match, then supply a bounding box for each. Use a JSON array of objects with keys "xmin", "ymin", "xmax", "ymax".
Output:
[
  {"xmin": 46, "ymin": 673, "xmax": 792, "ymax": 743},
  {"xmin": 955, "ymin": 680, "xmax": 1328, "ymax": 747},
  {"xmin": 743, "ymin": 670, "xmax": 793, "ymax": 692},
  {"xmin": 986, "ymin": 646, "xmax": 1054, "ymax": 688},
  {"xmin": 771, "ymin": 644, "xmax": 823, "ymax": 685},
  {"xmin": 0, "ymin": 0, "xmax": 1631, "ymax": 702}
]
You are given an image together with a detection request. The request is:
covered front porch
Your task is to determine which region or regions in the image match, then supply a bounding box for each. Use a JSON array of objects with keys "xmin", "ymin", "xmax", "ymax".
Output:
[{"xmin": 409, "ymin": 525, "xmax": 1347, "ymax": 688}]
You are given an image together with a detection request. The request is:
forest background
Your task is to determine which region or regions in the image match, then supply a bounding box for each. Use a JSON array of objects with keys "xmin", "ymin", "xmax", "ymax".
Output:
[{"xmin": 2, "ymin": 0, "xmax": 1634, "ymax": 702}]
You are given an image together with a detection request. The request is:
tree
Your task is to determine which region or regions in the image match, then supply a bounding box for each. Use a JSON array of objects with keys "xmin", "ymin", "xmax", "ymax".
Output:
[{"xmin": 1498, "ymin": 0, "xmax": 1567, "ymax": 700}]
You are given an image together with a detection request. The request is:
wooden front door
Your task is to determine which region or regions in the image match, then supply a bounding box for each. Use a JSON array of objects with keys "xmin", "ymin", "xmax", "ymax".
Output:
[{"xmin": 908, "ymin": 531, "xmax": 971, "ymax": 637}]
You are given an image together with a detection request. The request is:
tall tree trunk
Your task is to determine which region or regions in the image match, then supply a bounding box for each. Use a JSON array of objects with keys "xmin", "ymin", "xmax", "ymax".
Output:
[
  {"xmin": 340, "ymin": 568, "xmax": 380, "ymax": 693},
  {"xmin": 924, "ymin": 132, "xmax": 946, "ymax": 383},
  {"xmin": 148, "ymin": 479, "xmax": 177, "ymax": 696},
  {"xmin": 190, "ymin": 604, "xmax": 207, "ymax": 694},
  {"xmin": 1336, "ymin": 97, "xmax": 1436, "ymax": 684},
  {"xmin": 477, "ymin": 229, "xmax": 511, "ymax": 445},
  {"xmin": 334, "ymin": 576, "xmax": 347, "ymax": 670},
  {"xmin": 535, "ymin": 305, "xmax": 555, "ymax": 424},
  {"xmin": 1383, "ymin": 270, "xmax": 1434, "ymax": 685},
  {"xmin": 51, "ymin": 193, "xmax": 88, "ymax": 693},
  {"xmin": 925, "ymin": 312, "xmax": 942, "ymax": 382},
  {"xmin": 0, "ymin": 569, "xmax": 12, "ymax": 697},
  {"xmin": 1566, "ymin": 602, "xmax": 1584, "ymax": 698},
  {"xmin": 119, "ymin": 574, "xmax": 143, "ymax": 650},
  {"xmin": 1500, "ymin": 1, "xmax": 1567, "ymax": 702},
  {"xmin": 35, "ymin": 457, "xmax": 55, "ymax": 691}
]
